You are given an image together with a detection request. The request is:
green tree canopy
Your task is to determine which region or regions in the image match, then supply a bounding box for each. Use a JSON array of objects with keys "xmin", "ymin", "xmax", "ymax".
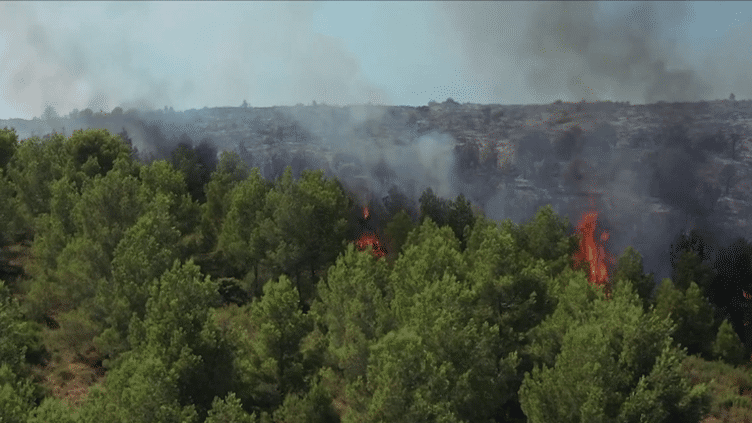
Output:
[
  {"xmin": 512, "ymin": 204, "xmax": 579, "ymax": 274},
  {"xmin": 0, "ymin": 280, "xmax": 45, "ymax": 422},
  {"xmin": 389, "ymin": 218, "xmax": 466, "ymax": 324},
  {"xmin": 230, "ymin": 275, "xmax": 313, "ymax": 415},
  {"xmin": 0, "ymin": 127, "xmax": 18, "ymax": 173},
  {"xmin": 201, "ymin": 151, "xmax": 251, "ymax": 249},
  {"xmin": 124, "ymin": 259, "xmax": 230, "ymax": 419},
  {"xmin": 520, "ymin": 278, "xmax": 711, "ymax": 422},
  {"xmin": 418, "ymin": 187, "xmax": 449, "ymax": 227},
  {"xmin": 653, "ymin": 279, "xmax": 717, "ymax": 359},
  {"xmin": 93, "ymin": 193, "xmax": 182, "ymax": 359},
  {"xmin": 312, "ymin": 243, "xmax": 393, "ymax": 383},
  {"xmin": 136, "ymin": 159, "xmax": 201, "ymax": 257},
  {"xmin": 446, "ymin": 193, "xmax": 475, "ymax": 250},
  {"xmin": 217, "ymin": 167, "xmax": 272, "ymax": 284},
  {"xmin": 258, "ymin": 166, "xmax": 349, "ymax": 307},
  {"xmin": 7, "ymin": 133, "xmax": 69, "ymax": 226},
  {"xmin": 71, "ymin": 161, "xmax": 144, "ymax": 259},
  {"xmin": 383, "ymin": 208, "xmax": 416, "ymax": 261},
  {"xmin": 713, "ymin": 319, "xmax": 746, "ymax": 365},
  {"xmin": 612, "ymin": 245, "xmax": 656, "ymax": 309},
  {"xmin": 64, "ymin": 128, "xmax": 133, "ymax": 181}
]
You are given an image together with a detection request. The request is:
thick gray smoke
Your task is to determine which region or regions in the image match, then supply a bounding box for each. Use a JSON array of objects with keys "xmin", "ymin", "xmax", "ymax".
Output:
[{"xmin": 435, "ymin": 1, "xmax": 751, "ymax": 104}]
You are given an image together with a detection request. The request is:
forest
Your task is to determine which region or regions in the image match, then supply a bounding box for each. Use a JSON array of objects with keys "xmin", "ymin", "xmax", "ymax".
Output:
[{"xmin": 2, "ymin": 125, "xmax": 752, "ymax": 422}]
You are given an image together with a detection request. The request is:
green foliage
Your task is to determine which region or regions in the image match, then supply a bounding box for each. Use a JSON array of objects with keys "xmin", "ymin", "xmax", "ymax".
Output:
[
  {"xmin": 123, "ymin": 259, "xmax": 232, "ymax": 419},
  {"xmin": 201, "ymin": 151, "xmax": 251, "ymax": 248},
  {"xmin": 356, "ymin": 217, "xmax": 521, "ymax": 422},
  {"xmin": 23, "ymin": 233, "xmax": 109, "ymax": 323},
  {"xmin": 217, "ymin": 167, "xmax": 272, "ymax": 281},
  {"xmin": 525, "ymin": 267, "xmax": 605, "ymax": 373},
  {"xmin": 7, "ymin": 134, "xmax": 68, "ymax": 227},
  {"xmin": 0, "ymin": 280, "xmax": 43, "ymax": 421},
  {"xmin": 25, "ymin": 177, "xmax": 81, "ymax": 279},
  {"xmin": 138, "ymin": 159, "xmax": 200, "ymax": 241},
  {"xmin": 205, "ymin": 392, "xmax": 258, "ymax": 423},
  {"xmin": 64, "ymin": 128, "xmax": 132, "ymax": 180},
  {"xmin": 313, "ymin": 243, "xmax": 393, "ymax": 383},
  {"xmin": 713, "ymin": 319, "xmax": 745, "ymax": 365},
  {"xmin": 520, "ymin": 277, "xmax": 709, "ymax": 423},
  {"xmin": 0, "ymin": 363, "xmax": 37, "ymax": 423},
  {"xmin": 293, "ymin": 168, "xmax": 350, "ymax": 278},
  {"xmin": 94, "ymin": 193, "xmax": 181, "ymax": 357},
  {"xmin": 682, "ymin": 355, "xmax": 752, "ymax": 421},
  {"xmin": 20, "ymin": 160, "xmax": 147, "ymax": 324},
  {"xmin": 44, "ymin": 306, "xmax": 102, "ymax": 364},
  {"xmin": 464, "ymin": 216, "xmax": 520, "ymax": 279},
  {"xmin": 272, "ymin": 374, "xmax": 339, "ymax": 423},
  {"xmin": 418, "ymin": 187, "xmax": 449, "ymax": 227},
  {"xmin": 72, "ymin": 165, "xmax": 143, "ymax": 259},
  {"xmin": 384, "ymin": 209, "xmax": 415, "ymax": 259},
  {"xmin": 169, "ymin": 140, "xmax": 216, "ymax": 204},
  {"xmin": 612, "ymin": 246, "xmax": 656, "ymax": 309},
  {"xmin": 4, "ymin": 125, "xmax": 748, "ymax": 421},
  {"xmin": 464, "ymin": 216, "xmax": 557, "ymax": 366},
  {"xmin": 47, "ymin": 176, "xmax": 81, "ymax": 238},
  {"xmin": 363, "ymin": 327, "xmax": 461, "ymax": 423},
  {"xmin": 55, "ymin": 236, "xmax": 110, "ymax": 306},
  {"xmin": 76, "ymin": 352, "xmax": 199, "ymax": 423},
  {"xmin": 364, "ymin": 315, "xmax": 518, "ymax": 423},
  {"xmin": 672, "ymin": 250, "xmax": 716, "ymax": 294},
  {"xmin": 618, "ymin": 345, "xmax": 711, "ymax": 423},
  {"xmin": 129, "ymin": 259, "xmax": 219, "ymax": 357},
  {"xmin": 0, "ymin": 280, "xmax": 44, "ymax": 376},
  {"xmin": 513, "ymin": 204, "xmax": 580, "ymax": 275},
  {"xmin": 390, "ymin": 218, "xmax": 466, "ymax": 323},
  {"xmin": 258, "ymin": 166, "xmax": 350, "ymax": 304},
  {"xmin": 27, "ymin": 397, "xmax": 81, "ymax": 423},
  {"xmin": 0, "ymin": 127, "xmax": 18, "ymax": 172},
  {"xmin": 0, "ymin": 174, "xmax": 19, "ymax": 244},
  {"xmin": 653, "ymin": 279, "xmax": 716, "ymax": 358},
  {"xmin": 446, "ymin": 193, "xmax": 475, "ymax": 250},
  {"xmin": 246, "ymin": 275, "xmax": 313, "ymax": 397}
]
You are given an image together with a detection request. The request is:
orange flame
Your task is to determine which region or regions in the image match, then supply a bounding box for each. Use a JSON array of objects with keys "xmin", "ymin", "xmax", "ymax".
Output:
[
  {"xmin": 572, "ymin": 210, "xmax": 611, "ymax": 293},
  {"xmin": 355, "ymin": 206, "xmax": 386, "ymax": 258}
]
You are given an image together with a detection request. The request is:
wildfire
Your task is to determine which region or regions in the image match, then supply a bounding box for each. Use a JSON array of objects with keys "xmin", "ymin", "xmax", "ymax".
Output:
[
  {"xmin": 355, "ymin": 206, "xmax": 386, "ymax": 258},
  {"xmin": 572, "ymin": 210, "xmax": 613, "ymax": 294}
]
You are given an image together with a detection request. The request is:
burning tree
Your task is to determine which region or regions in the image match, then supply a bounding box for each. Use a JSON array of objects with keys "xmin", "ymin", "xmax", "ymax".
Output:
[
  {"xmin": 355, "ymin": 206, "xmax": 387, "ymax": 258},
  {"xmin": 570, "ymin": 203, "xmax": 616, "ymax": 297}
]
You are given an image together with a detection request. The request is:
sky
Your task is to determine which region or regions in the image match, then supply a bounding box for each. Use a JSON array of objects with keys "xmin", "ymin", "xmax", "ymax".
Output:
[{"xmin": 0, "ymin": 1, "xmax": 750, "ymax": 120}]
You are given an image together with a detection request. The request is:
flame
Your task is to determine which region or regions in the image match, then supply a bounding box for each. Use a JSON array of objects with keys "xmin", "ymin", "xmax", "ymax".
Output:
[
  {"xmin": 572, "ymin": 210, "xmax": 611, "ymax": 293},
  {"xmin": 355, "ymin": 206, "xmax": 386, "ymax": 258}
]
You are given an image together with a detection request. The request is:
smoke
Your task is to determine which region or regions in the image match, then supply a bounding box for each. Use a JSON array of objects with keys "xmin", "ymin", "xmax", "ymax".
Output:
[
  {"xmin": 0, "ymin": 2, "xmax": 391, "ymax": 119},
  {"xmin": 434, "ymin": 1, "xmax": 752, "ymax": 104}
]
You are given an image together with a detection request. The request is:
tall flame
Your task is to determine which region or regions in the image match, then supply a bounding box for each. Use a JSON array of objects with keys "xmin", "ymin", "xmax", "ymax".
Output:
[{"xmin": 572, "ymin": 210, "xmax": 611, "ymax": 293}]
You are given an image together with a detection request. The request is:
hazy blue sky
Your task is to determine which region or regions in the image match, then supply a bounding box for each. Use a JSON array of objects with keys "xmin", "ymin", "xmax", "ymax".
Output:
[{"xmin": 0, "ymin": 1, "xmax": 750, "ymax": 120}]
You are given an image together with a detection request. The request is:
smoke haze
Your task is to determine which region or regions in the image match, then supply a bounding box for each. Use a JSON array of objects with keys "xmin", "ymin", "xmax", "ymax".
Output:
[
  {"xmin": 1, "ymin": 2, "xmax": 751, "ymax": 119},
  {"xmin": 2, "ymin": 1, "xmax": 751, "ymax": 283}
]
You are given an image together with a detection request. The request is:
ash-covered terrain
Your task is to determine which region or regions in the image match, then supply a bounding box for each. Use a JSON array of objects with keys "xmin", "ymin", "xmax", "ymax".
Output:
[{"xmin": 3, "ymin": 96, "xmax": 751, "ymax": 281}]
